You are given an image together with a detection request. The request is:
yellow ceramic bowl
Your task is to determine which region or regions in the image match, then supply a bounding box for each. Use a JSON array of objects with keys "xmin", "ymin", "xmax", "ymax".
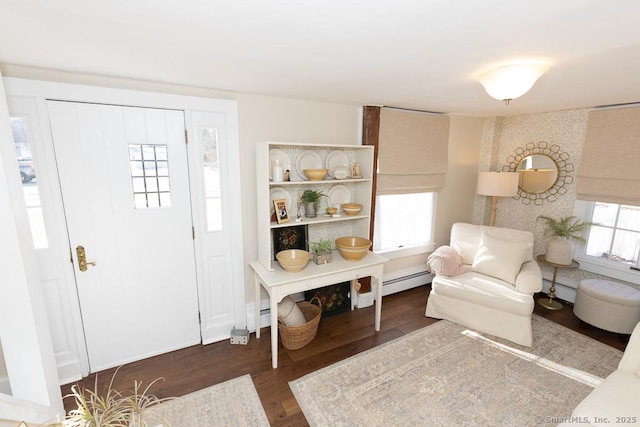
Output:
[
  {"xmin": 335, "ymin": 236, "xmax": 372, "ymax": 261},
  {"xmin": 276, "ymin": 249, "xmax": 310, "ymax": 272},
  {"xmin": 303, "ymin": 169, "xmax": 329, "ymax": 181},
  {"xmin": 326, "ymin": 207, "xmax": 338, "ymax": 215},
  {"xmin": 341, "ymin": 203, "xmax": 363, "ymax": 216}
]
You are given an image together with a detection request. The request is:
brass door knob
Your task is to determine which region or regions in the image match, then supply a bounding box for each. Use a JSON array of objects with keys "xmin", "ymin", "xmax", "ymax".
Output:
[{"xmin": 76, "ymin": 245, "xmax": 97, "ymax": 272}]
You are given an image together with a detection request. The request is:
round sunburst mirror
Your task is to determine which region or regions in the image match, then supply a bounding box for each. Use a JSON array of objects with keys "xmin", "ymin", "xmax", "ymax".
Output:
[
  {"xmin": 502, "ymin": 141, "xmax": 574, "ymax": 205},
  {"xmin": 516, "ymin": 155, "xmax": 559, "ymax": 194}
]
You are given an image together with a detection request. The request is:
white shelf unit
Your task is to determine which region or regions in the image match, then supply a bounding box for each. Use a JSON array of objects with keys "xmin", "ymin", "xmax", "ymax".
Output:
[{"xmin": 256, "ymin": 142, "xmax": 375, "ymax": 271}]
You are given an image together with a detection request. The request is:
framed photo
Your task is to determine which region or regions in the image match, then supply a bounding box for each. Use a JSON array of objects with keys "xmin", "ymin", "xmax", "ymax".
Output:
[{"xmin": 273, "ymin": 198, "xmax": 290, "ymax": 224}]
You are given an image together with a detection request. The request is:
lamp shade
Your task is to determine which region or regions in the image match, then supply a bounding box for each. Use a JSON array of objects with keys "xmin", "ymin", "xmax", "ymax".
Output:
[
  {"xmin": 477, "ymin": 171, "xmax": 519, "ymax": 197},
  {"xmin": 478, "ymin": 64, "xmax": 548, "ymax": 102}
]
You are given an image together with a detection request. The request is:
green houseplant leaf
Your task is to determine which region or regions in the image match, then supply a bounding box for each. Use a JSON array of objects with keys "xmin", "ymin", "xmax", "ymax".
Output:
[
  {"xmin": 536, "ymin": 215, "xmax": 596, "ymax": 243},
  {"xmin": 301, "ymin": 190, "xmax": 326, "ymax": 209},
  {"xmin": 310, "ymin": 239, "xmax": 332, "ymax": 255}
]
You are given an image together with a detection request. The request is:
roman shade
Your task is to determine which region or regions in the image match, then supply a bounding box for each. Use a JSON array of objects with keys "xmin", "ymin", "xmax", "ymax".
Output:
[
  {"xmin": 576, "ymin": 106, "xmax": 640, "ymax": 206},
  {"xmin": 377, "ymin": 108, "xmax": 450, "ymax": 195}
]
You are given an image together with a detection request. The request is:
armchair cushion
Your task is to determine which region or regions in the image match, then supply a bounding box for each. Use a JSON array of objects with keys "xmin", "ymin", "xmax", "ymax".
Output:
[{"xmin": 471, "ymin": 232, "xmax": 531, "ymax": 285}]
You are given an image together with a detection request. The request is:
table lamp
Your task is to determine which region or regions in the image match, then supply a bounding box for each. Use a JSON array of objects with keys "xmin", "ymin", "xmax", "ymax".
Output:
[{"xmin": 477, "ymin": 171, "xmax": 519, "ymax": 226}]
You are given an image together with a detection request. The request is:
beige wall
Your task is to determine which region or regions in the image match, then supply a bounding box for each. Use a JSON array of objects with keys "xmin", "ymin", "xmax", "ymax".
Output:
[
  {"xmin": 474, "ymin": 109, "xmax": 590, "ymax": 241},
  {"xmin": 435, "ymin": 116, "xmax": 484, "ymax": 244},
  {"xmin": 234, "ymin": 93, "xmax": 360, "ymax": 302}
]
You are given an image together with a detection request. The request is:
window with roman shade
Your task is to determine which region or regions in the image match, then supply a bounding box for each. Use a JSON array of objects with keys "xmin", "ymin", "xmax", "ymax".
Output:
[
  {"xmin": 576, "ymin": 106, "xmax": 640, "ymax": 206},
  {"xmin": 376, "ymin": 108, "xmax": 450, "ymax": 195}
]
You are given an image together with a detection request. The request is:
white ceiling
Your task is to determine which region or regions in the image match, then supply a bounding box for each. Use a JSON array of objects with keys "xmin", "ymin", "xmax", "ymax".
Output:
[{"xmin": 1, "ymin": 0, "xmax": 639, "ymax": 117}]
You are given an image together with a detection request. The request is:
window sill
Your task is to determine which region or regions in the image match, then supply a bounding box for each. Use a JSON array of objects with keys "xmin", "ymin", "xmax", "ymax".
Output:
[
  {"xmin": 574, "ymin": 255, "xmax": 640, "ymax": 285},
  {"xmin": 373, "ymin": 243, "xmax": 434, "ymax": 260}
]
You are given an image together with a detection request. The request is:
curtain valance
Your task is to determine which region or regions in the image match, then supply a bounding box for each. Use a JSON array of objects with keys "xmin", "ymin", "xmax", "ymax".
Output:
[
  {"xmin": 377, "ymin": 108, "xmax": 450, "ymax": 195},
  {"xmin": 576, "ymin": 107, "xmax": 640, "ymax": 205}
]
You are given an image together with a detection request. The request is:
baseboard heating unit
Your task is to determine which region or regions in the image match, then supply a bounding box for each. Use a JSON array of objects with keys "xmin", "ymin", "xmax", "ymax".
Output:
[{"xmin": 382, "ymin": 268, "xmax": 432, "ymax": 296}]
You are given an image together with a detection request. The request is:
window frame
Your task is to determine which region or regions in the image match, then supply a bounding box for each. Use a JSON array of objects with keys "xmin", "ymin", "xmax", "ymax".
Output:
[{"xmin": 573, "ymin": 200, "xmax": 640, "ymax": 285}]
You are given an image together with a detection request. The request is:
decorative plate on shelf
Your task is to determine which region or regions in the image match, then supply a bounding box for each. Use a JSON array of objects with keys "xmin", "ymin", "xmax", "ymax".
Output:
[
  {"xmin": 296, "ymin": 150, "xmax": 323, "ymax": 178},
  {"xmin": 269, "ymin": 149, "xmax": 291, "ymax": 180},
  {"xmin": 325, "ymin": 150, "xmax": 349, "ymax": 178},
  {"xmin": 270, "ymin": 187, "xmax": 292, "ymax": 214},
  {"xmin": 328, "ymin": 185, "xmax": 352, "ymax": 207},
  {"xmin": 333, "ymin": 165, "xmax": 350, "ymax": 180}
]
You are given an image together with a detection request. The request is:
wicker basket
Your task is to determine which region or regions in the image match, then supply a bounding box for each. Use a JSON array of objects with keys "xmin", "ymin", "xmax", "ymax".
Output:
[{"xmin": 278, "ymin": 297, "xmax": 322, "ymax": 350}]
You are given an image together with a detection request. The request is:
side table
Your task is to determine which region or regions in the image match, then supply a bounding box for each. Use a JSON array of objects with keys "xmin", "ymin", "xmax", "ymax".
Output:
[
  {"xmin": 536, "ymin": 254, "xmax": 579, "ymax": 310},
  {"xmin": 250, "ymin": 251, "xmax": 388, "ymax": 368}
]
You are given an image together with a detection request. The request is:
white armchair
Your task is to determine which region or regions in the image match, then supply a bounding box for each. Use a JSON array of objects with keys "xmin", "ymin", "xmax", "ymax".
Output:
[{"xmin": 425, "ymin": 222, "xmax": 542, "ymax": 347}]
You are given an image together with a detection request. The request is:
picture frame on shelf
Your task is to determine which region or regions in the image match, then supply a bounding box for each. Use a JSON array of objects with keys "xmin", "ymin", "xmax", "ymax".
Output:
[
  {"xmin": 273, "ymin": 198, "xmax": 290, "ymax": 224},
  {"xmin": 273, "ymin": 225, "xmax": 308, "ymax": 258}
]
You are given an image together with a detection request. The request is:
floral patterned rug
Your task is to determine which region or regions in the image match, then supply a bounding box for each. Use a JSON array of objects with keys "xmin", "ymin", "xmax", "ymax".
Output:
[
  {"xmin": 290, "ymin": 316, "xmax": 622, "ymax": 426},
  {"xmin": 146, "ymin": 374, "xmax": 269, "ymax": 426}
]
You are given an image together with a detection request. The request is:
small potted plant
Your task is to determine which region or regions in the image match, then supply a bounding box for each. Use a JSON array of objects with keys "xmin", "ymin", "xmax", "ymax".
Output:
[
  {"xmin": 310, "ymin": 238, "xmax": 333, "ymax": 264},
  {"xmin": 301, "ymin": 189, "xmax": 326, "ymax": 218},
  {"xmin": 56, "ymin": 367, "xmax": 169, "ymax": 427},
  {"xmin": 537, "ymin": 215, "xmax": 596, "ymax": 265}
]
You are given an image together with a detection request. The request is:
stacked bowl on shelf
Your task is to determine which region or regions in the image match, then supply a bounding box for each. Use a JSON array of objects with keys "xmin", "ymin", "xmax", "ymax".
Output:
[
  {"xmin": 340, "ymin": 203, "xmax": 362, "ymax": 216},
  {"xmin": 303, "ymin": 169, "xmax": 328, "ymax": 181},
  {"xmin": 335, "ymin": 236, "xmax": 371, "ymax": 261},
  {"xmin": 276, "ymin": 249, "xmax": 310, "ymax": 272}
]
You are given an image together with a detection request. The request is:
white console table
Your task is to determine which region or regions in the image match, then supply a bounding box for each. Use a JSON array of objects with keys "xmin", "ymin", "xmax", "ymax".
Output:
[{"xmin": 250, "ymin": 251, "xmax": 388, "ymax": 368}]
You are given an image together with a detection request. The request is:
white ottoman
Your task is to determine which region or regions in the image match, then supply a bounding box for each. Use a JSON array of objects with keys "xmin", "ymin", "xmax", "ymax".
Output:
[{"xmin": 574, "ymin": 279, "xmax": 640, "ymax": 334}]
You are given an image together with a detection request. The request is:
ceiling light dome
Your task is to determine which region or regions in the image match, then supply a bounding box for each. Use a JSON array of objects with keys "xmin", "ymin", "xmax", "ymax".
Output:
[{"xmin": 478, "ymin": 64, "xmax": 548, "ymax": 104}]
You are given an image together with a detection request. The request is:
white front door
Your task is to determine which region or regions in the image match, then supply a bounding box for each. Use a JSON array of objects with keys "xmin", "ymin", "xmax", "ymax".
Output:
[{"xmin": 47, "ymin": 101, "xmax": 201, "ymax": 372}]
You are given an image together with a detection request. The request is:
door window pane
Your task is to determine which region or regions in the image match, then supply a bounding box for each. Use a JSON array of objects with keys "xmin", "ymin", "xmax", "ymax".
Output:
[
  {"xmin": 11, "ymin": 117, "xmax": 48, "ymax": 249},
  {"xmin": 201, "ymin": 127, "xmax": 222, "ymax": 231},
  {"xmin": 128, "ymin": 144, "xmax": 171, "ymax": 208}
]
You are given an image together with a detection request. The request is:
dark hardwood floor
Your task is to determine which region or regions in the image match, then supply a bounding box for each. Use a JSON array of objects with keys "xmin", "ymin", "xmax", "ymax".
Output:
[{"xmin": 61, "ymin": 285, "xmax": 628, "ymax": 426}]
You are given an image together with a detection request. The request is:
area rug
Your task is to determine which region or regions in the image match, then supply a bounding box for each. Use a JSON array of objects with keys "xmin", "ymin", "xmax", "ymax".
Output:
[
  {"xmin": 290, "ymin": 316, "xmax": 623, "ymax": 426},
  {"xmin": 146, "ymin": 374, "xmax": 269, "ymax": 426}
]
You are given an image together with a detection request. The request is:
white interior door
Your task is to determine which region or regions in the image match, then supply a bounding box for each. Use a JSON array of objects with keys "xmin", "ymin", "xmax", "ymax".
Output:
[{"xmin": 47, "ymin": 101, "xmax": 201, "ymax": 372}]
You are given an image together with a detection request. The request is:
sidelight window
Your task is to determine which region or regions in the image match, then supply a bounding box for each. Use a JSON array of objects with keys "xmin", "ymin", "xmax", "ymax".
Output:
[
  {"xmin": 201, "ymin": 127, "xmax": 222, "ymax": 231},
  {"xmin": 10, "ymin": 116, "xmax": 48, "ymax": 249}
]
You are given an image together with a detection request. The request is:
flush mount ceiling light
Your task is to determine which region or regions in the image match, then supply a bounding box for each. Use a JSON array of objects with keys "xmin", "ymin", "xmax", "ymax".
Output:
[{"xmin": 477, "ymin": 64, "xmax": 548, "ymax": 105}]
